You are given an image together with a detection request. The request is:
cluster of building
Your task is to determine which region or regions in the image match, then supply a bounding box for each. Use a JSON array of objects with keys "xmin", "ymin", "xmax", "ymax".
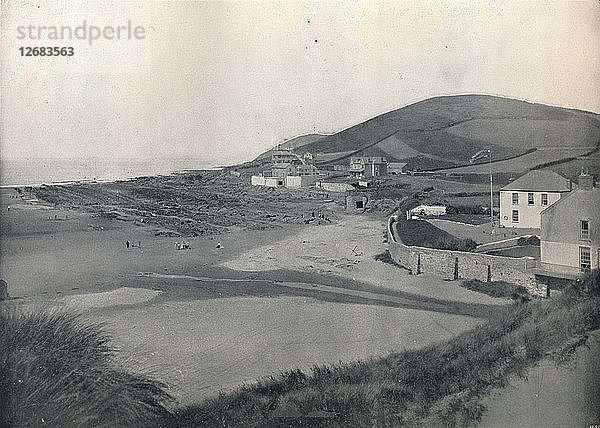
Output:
[
  {"xmin": 497, "ymin": 169, "xmax": 599, "ymax": 280},
  {"xmin": 346, "ymin": 156, "xmax": 406, "ymax": 177},
  {"xmin": 397, "ymin": 168, "xmax": 598, "ymax": 282},
  {"xmin": 251, "ymin": 146, "xmax": 321, "ymax": 188},
  {"xmin": 500, "ymin": 171, "xmax": 600, "ymax": 279},
  {"xmin": 251, "ymin": 144, "xmax": 598, "ymax": 281},
  {"xmin": 252, "ymin": 150, "xmax": 409, "ymax": 189}
]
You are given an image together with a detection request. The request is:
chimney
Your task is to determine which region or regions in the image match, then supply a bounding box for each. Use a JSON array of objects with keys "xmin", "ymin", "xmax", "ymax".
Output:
[{"xmin": 578, "ymin": 167, "xmax": 594, "ymax": 191}]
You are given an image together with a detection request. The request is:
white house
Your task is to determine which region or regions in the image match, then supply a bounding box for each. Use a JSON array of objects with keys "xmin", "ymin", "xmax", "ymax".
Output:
[
  {"xmin": 538, "ymin": 171, "xmax": 600, "ymax": 277},
  {"xmin": 499, "ymin": 170, "xmax": 571, "ymax": 229},
  {"xmin": 407, "ymin": 204, "xmax": 447, "ymax": 219}
]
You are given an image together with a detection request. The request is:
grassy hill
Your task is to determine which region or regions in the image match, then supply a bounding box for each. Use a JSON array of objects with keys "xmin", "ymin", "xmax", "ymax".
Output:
[{"xmin": 255, "ymin": 95, "xmax": 600, "ymax": 174}]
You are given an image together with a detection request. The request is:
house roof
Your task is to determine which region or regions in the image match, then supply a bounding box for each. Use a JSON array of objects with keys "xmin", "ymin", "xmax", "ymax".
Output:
[
  {"xmin": 540, "ymin": 186, "xmax": 600, "ymax": 215},
  {"xmin": 500, "ymin": 170, "xmax": 571, "ymax": 192}
]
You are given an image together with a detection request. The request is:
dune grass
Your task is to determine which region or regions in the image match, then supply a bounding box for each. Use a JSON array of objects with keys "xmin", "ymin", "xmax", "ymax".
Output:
[
  {"xmin": 166, "ymin": 270, "xmax": 600, "ymax": 427},
  {"xmin": 0, "ymin": 308, "xmax": 172, "ymax": 427}
]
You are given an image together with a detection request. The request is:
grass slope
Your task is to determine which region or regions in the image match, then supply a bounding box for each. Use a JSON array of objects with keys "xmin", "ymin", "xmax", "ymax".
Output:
[
  {"xmin": 0, "ymin": 309, "xmax": 172, "ymax": 427},
  {"xmin": 392, "ymin": 218, "xmax": 477, "ymax": 252},
  {"xmin": 166, "ymin": 271, "xmax": 600, "ymax": 427}
]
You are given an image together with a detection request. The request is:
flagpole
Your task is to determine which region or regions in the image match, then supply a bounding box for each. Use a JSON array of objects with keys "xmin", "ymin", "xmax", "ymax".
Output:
[{"xmin": 489, "ymin": 149, "xmax": 493, "ymax": 234}]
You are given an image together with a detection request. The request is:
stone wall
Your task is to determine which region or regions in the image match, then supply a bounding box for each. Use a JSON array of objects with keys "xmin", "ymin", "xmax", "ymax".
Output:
[
  {"xmin": 316, "ymin": 181, "xmax": 355, "ymax": 193},
  {"xmin": 387, "ymin": 215, "xmax": 547, "ymax": 297}
]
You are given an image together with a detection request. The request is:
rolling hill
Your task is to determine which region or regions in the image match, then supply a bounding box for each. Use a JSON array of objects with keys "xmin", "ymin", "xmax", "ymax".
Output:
[{"xmin": 254, "ymin": 95, "xmax": 600, "ymax": 177}]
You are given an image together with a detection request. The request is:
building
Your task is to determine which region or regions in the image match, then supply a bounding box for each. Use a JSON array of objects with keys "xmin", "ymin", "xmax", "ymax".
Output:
[
  {"xmin": 252, "ymin": 147, "xmax": 321, "ymax": 188},
  {"xmin": 346, "ymin": 193, "xmax": 369, "ymax": 211},
  {"xmin": 499, "ymin": 170, "xmax": 572, "ymax": 228},
  {"xmin": 407, "ymin": 204, "xmax": 447, "ymax": 219},
  {"xmin": 388, "ymin": 162, "xmax": 408, "ymax": 175},
  {"xmin": 271, "ymin": 145, "xmax": 301, "ymax": 164},
  {"xmin": 538, "ymin": 171, "xmax": 600, "ymax": 277},
  {"xmin": 296, "ymin": 164, "xmax": 319, "ymax": 176},
  {"xmin": 271, "ymin": 163, "xmax": 297, "ymax": 178},
  {"xmin": 349, "ymin": 156, "xmax": 388, "ymax": 178}
]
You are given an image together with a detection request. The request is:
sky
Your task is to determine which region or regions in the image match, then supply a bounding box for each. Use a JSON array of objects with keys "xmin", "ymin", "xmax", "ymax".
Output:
[{"xmin": 1, "ymin": 1, "xmax": 599, "ymax": 164}]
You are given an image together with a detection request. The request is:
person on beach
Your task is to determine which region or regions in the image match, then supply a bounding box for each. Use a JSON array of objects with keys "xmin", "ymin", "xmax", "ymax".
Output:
[
  {"xmin": 126, "ymin": 241, "xmax": 130, "ymax": 249},
  {"xmin": 138, "ymin": 241, "xmax": 141, "ymax": 247}
]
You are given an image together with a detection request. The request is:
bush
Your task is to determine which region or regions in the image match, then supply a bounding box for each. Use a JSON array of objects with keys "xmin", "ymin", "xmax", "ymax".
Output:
[
  {"xmin": 0, "ymin": 308, "xmax": 172, "ymax": 427},
  {"xmin": 563, "ymin": 269, "xmax": 600, "ymax": 298},
  {"xmin": 517, "ymin": 235, "xmax": 540, "ymax": 246}
]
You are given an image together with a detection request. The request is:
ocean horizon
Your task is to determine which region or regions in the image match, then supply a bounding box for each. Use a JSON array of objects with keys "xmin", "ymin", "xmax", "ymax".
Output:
[{"xmin": 0, "ymin": 157, "xmax": 222, "ymax": 187}]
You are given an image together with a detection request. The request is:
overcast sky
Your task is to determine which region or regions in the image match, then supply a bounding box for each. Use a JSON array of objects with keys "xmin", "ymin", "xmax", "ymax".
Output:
[{"xmin": 1, "ymin": 1, "xmax": 599, "ymax": 164}]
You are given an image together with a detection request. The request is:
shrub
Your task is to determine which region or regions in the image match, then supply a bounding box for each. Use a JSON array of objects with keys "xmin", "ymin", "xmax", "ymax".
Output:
[
  {"xmin": 563, "ymin": 269, "xmax": 600, "ymax": 298},
  {"xmin": 516, "ymin": 235, "xmax": 540, "ymax": 246},
  {"xmin": 0, "ymin": 308, "xmax": 172, "ymax": 427}
]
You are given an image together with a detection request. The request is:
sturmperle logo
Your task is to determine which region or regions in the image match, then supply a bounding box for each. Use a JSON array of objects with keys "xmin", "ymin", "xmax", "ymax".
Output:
[{"xmin": 16, "ymin": 20, "xmax": 147, "ymax": 45}]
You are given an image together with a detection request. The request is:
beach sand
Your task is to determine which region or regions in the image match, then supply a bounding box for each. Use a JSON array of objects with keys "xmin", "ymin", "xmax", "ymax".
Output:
[
  {"xmin": 224, "ymin": 214, "xmax": 507, "ymax": 306},
  {"xmin": 0, "ymin": 187, "xmax": 504, "ymax": 406}
]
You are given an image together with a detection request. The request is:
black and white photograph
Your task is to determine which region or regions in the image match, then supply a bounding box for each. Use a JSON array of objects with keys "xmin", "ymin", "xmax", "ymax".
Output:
[{"xmin": 1, "ymin": 1, "xmax": 599, "ymax": 426}]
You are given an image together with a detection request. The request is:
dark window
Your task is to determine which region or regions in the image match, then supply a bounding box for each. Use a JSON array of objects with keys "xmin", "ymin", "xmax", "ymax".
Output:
[
  {"xmin": 528, "ymin": 193, "xmax": 534, "ymax": 205},
  {"xmin": 512, "ymin": 210, "xmax": 519, "ymax": 223},
  {"xmin": 581, "ymin": 220, "xmax": 590, "ymax": 239},
  {"xmin": 580, "ymin": 246, "xmax": 591, "ymax": 273},
  {"xmin": 541, "ymin": 193, "xmax": 548, "ymax": 206},
  {"xmin": 512, "ymin": 193, "xmax": 519, "ymax": 204},
  {"xmin": 356, "ymin": 200, "xmax": 364, "ymax": 209}
]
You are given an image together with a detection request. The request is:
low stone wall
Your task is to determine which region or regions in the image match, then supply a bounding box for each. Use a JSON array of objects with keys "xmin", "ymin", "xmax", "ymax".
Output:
[
  {"xmin": 387, "ymin": 215, "xmax": 547, "ymax": 297},
  {"xmin": 316, "ymin": 181, "xmax": 355, "ymax": 193}
]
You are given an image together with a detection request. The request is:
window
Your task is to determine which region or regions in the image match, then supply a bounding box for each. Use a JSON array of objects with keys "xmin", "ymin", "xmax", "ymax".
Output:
[
  {"xmin": 512, "ymin": 210, "xmax": 519, "ymax": 223},
  {"xmin": 581, "ymin": 220, "xmax": 590, "ymax": 239},
  {"xmin": 528, "ymin": 193, "xmax": 534, "ymax": 205},
  {"xmin": 512, "ymin": 193, "xmax": 519, "ymax": 204},
  {"xmin": 580, "ymin": 246, "xmax": 591, "ymax": 273},
  {"xmin": 355, "ymin": 200, "xmax": 364, "ymax": 209},
  {"xmin": 541, "ymin": 194, "xmax": 548, "ymax": 206}
]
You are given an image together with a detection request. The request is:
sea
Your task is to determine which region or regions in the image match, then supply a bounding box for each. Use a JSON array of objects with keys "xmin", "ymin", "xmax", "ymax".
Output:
[{"xmin": 0, "ymin": 158, "xmax": 221, "ymax": 187}]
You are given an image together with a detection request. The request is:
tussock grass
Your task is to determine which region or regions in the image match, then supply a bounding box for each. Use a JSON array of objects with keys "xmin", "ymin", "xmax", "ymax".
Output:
[
  {"xmin": 0, "ymin": 308, "xmax": 172, "ymax": 427},
  {"xmin": 168, "ymin": 271, "xmax": 600, "ymax": 427}
]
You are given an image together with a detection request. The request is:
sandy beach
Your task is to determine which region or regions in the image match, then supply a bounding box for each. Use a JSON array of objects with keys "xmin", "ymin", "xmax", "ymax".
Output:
[
  {"xmin": 0, "ymin": 186, "xmax": 506, "ymax": 405},
  {"xmin": 2, "ymin": 177, "xmax": 598, "ymax": 425}
]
